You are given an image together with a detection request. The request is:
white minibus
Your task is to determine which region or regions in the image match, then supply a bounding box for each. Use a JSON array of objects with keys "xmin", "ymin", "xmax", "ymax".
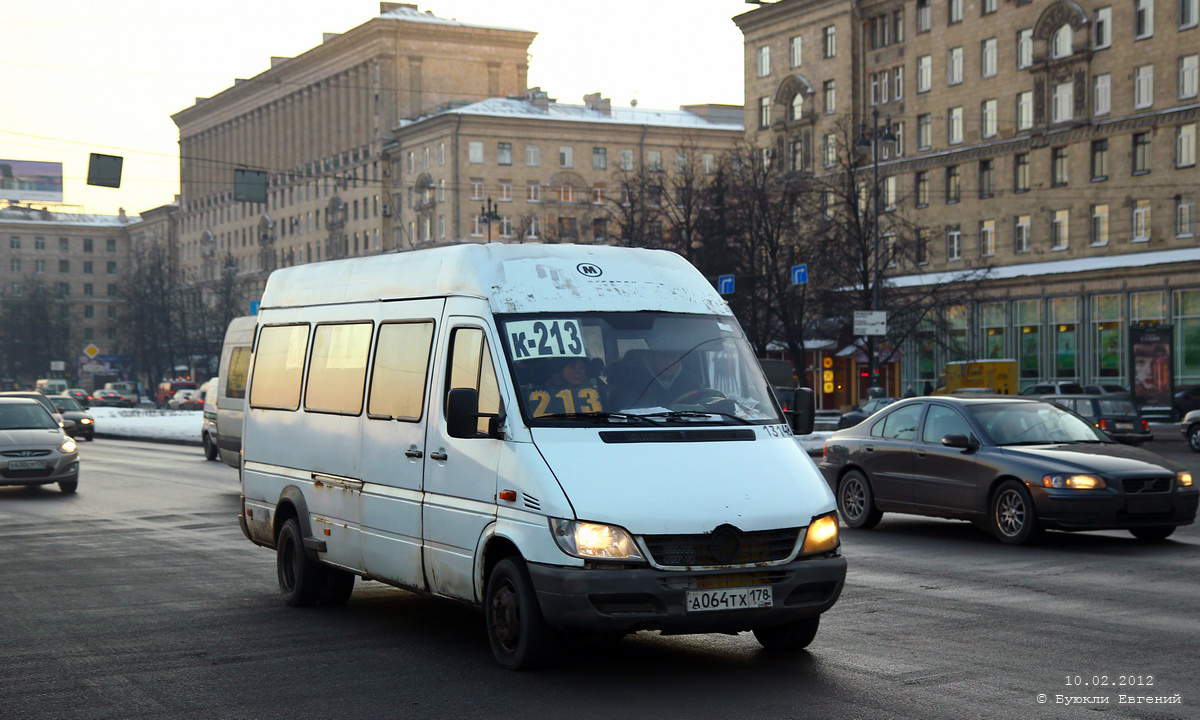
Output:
[
  {"xmin": 211, "ymin": 315, "xmax": 255, "ymax": 468},
  {"xmin": 238, "ymin": 243, "xmax": 845, "ymax": 669}
]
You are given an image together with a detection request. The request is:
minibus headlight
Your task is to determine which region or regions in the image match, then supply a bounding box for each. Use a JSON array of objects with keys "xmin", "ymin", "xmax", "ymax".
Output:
[
  {"xmin": 801, "ymin": 514, "xmax": 839, "ymax": 554},
  {"xmin": 60, "ymin": 438, "xmax": 77, "ymax": 454},
  {"xmin": 550, "ymin": 519, "xmax": 644, "ymax": 561}
]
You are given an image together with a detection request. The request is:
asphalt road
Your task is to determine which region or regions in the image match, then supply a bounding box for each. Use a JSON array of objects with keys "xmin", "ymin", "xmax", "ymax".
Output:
[{"xmin": 1, "ymin": 439, "xmax": 1197, "ymax": 720}]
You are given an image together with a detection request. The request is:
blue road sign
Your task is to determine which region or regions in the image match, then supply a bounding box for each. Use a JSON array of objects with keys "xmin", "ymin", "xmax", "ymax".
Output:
[
  {"xmin": 791, "ymin": 264, "xmax": 808, "ymax": 285},
  {"xmin": 250, "ymin": 300, "xmax": 260, "ymax": 315},
  {"xmin": 717, "ymin": 274, "xmax": 736, "ymax": 295}
]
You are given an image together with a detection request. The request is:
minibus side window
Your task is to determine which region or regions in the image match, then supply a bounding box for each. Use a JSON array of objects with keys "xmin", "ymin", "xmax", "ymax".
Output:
[
  {"xmin": 305, "ymin": 322, "xmax": 373, "ymax": 415},
  {"xmin": 448, "ymin": 327, "xmax": 502, "ymax": 434},
  {"xmin": 225, "ymin": 347, "xmax": 251, "ymax": 399},
  {"xmin": 368, "ymin": 321, "xmax": 434, "ymax": 421},
  {"xmin": 250, "ymin": 324, "xmax": 310, "ymax": 411}
]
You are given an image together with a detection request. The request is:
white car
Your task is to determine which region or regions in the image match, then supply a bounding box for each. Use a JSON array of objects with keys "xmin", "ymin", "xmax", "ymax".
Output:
[{"xmin": 167, "ymin": 389, "xmax": 200, "ymax": 410}]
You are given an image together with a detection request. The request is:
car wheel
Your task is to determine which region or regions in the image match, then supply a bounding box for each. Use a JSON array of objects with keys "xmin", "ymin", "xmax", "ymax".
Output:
[
  {"xmin": 753, "ymin": 616, "xmax": 820, "ymax": 651},
  {"xmin": 837, "ymin": 470, "xmax": 883, "ymax": 529},
  {"xmin": 1188, "ymin": 425, "xmax": 1200, "ymax": 453},
  {"xmin": 59, "ymin": 480, "xmax": 78, "ymax": 494},
  {"xmin": 486, "ymin": 556, "xmax": 555, "ymax": 671},
  {"xmin": 1129, "ymin": 526, "xmax": 1176, "ymax": 541},
  {"xmin": 318, "ymin": 568, "xmax": 355, "ymax": 605},
  {"xmin": 85, "ymin": 433, "xmax": 94, "ymax": 441},
  {"xmin": 990, "ymin": 480, "xmax": 1043, "ymax": 545},
  {"xmin": 203, "ymin": 433, "xmax": 218, "ymax": 461},
  {"xmin": 276, "ymin": 518, "xmax": 325, "ymax": 607}
]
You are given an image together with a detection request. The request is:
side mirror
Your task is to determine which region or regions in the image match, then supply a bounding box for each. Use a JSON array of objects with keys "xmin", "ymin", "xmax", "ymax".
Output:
[
  {"xmin": 789, "ymin": 387, "xmax": 815, "ymax": 435},
  {"xmin": 941, "ymin": 433, "xmax": 975, "ymax": 449},
  {"xmin": 446, "ymin": 388, "xmax": 502, "ymax": 439}
]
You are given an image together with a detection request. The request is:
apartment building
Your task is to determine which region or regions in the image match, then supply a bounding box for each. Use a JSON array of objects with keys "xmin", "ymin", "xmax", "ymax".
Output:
[
  {"xmin": 387, "ymin": 90, "xmax": 743, "ymax": 248},
  {"xmin": 738, "ymin": 0, "xmax": 1200, "ymax": 402}
]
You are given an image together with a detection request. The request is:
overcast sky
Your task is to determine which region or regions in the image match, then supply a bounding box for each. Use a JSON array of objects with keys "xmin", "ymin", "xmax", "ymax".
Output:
[{"xmin": 0, "ymin": 1, "xmax": 753, "ymax": 216}]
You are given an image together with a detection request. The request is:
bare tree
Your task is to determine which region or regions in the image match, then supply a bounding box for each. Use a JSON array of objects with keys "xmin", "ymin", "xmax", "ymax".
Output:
[
  {"xmin": 119, "ymin": 238, "xmax": 188, "ymax": 386},
  {"xmin": 0, "ymin": 275, "xmax": 72, "ymax": 385}
]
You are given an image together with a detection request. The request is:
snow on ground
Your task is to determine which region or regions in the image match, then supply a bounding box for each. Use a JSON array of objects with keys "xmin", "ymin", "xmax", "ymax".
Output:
[{"xmin": 89, "ymin": 407, "xmax": 203, "ymax": 444}]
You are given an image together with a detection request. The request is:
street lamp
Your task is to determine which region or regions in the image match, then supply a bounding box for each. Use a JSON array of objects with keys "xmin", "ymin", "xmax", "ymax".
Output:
[
  {"xmin": 855, "ymin": 106, "xmax": 896, "ymax": 395},
  {"xmin": 480, "ymin": 197, "xmax": 501, "ymax": 243}
]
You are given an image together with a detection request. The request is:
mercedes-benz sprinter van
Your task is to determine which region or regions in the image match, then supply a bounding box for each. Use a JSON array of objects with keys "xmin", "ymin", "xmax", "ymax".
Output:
[{"xmin": 238, "ymin": 243, "xmax": 845, "ymax": 669}]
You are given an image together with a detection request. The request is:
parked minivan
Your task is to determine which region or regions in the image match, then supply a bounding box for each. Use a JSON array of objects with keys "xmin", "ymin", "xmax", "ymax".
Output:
[
  {"xmin": 209, "ymin": 316, "xmax": 255, "ymax": 466},
  {"xmin": 238, "ymin": 244, "xmax": 845, "ymax": 670}
]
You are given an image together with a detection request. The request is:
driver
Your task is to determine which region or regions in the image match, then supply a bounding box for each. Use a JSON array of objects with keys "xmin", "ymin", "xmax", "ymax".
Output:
[{"xmin": 634, "ymin": 350, "xmax": 705, "ymax": 408}]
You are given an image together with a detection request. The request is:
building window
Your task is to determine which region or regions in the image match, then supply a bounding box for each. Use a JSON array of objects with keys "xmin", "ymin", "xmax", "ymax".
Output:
[
  {"xmin": 894, "ymin": 66, "xmax": 904, "ymax": 100},
  {"xmin": 791, "ymin": 93, "xmax": 805, "ymax": 120},
  {"xmin": 593, "ymin": 147, "xmax": 607, "ymax": 171},
  {"xmin": 675, "ymin": 151, "xmax": 688, "ymax": 173},
  {"xmin": 789, "ymin": 140, "xmax": 804, "ymax": 171},
  {"xmin": 981, "ymin": 38, "xmax": 997, "ymax": 77},
  {"xmin": 1051, "ymin": 24, "xmax": 1073, "ymax": 59},
  {"xmin": 1133, "ymin": 199, "xmax": 1152, "ymax": 240},
  {"xmin": 438, "ymin": 178, "xmax": 446, "ymax": 201},
  {"xmin": 1053, "ymin": 82, "xmax": 1074, "ymax": 122},
  {"xmin": 702, "ymin": 153, "xmax": 716, "ymax": 174},
  {"xmin": 946, "ymin": 165, "xmax": 961, "ymax": 203},
  {"xmin": 1094, "ymin": 74, "xmax": 1112, "ymax": 115},
  {"xmin": 790, "ymin": 35, "xmax": 803, "ymax": 67},
  {"xmin": 439, "ymin": 142, "xmax": 446, "ymax": 165},
  {"xmin": 1052, "ymin": 209, "xmax": 1070, "ymax": 249},
  {"xmin": 525, "ymin": 144, "xmax": 541, "ymax": 167},
  {"xmin": 757, "ymin": 46, "xmax": 771, "ymax": 77},
  {"xmin": 983, "ymin": 0, "xmax": 997, "ymax": 13},
  {"xmin": 1092, "ymin": 139, "xmax": 1110, "ymax": 180},
  {"xmin": 1135, "ymin": 65, "xmax": 1155, "ymax": 108},
  {"xmin": 823, "ymin": 80, "xmax": 836, "ymax": 114},
  {"xmin": 917, "ymin": 0, "xmax": 931, "ymax": 32},
  {"xmin": 497, "ymin": 142, "xmax": 512, "ymax": 165},
  {"xmin": 468, "ymin": 141, "xmax": 483, "ymax": 164},
  {"xmin": 105, "ymin": 238, "xmax": 116, "ymax": 253},
  {"xmin": 947, "ymin": 226, "xmax": 962, "ymax": 260},
  {"xmin": 949, "ymin": 0, "xmax": 963, "ymax": 23},
  {"xmin": 1017, "ymin": 91, "xmax": 1033, "ymax": 130},
  {"xmin": 1183, "ymin": 0, "xmax": 1200, "ymax": 27},
  {"xmin": 1052, "ymin": 147, "xmax": 1070, "ymax": 187},
  {"xmin": 979, "ymin": 159, "xmax": 995, "ymax": 198},
  {"xmin": 83, "ymin": 283, "xmax": 93, "ymax": 297},
  {"xmin": 1136, "ymin": 0, "xmax": 1155, "ymax": 38},
  {"xmin": 823, "ymin": 134, "xmax": 838, "ymax": 168},
  {"xmin": 823, "ymin": 25, "xmax": 836, "ymax": 57},
  {"xmin": 470, "ymin": 178, "xmax": 484, "ymax": 200},
  {"xmin": 83, "ymin": 238, "xmax": 93, "ymax": 252},
  {"xmin": 592, "ymin": 184, "xmax": 607, "ymax": 204},
  {"xmin": 1091, "ymin": 204, "xmax": 1110, "ymax": 245},
  {"xmin": 646, "ymin": 150, "xmax": 662, "ymax": 172},
  {"xmin": 917, "ymin": 113, "xmax": 932, "ymax": 150},
  {"xmin": 559, "ymin": 146, "xmax": 574, "ymax": 168},
  {"xmin": 1181, "ymin": 55, "xmax": 1199, "ymax": 98},
  {"xmin": 759, "ymin": 96, "xmax": 771, "ymax": 128},
  {"xmin": 83, "ymin": 260, "xmax": 93, "ymax": 274},
  {"xmin": 948, "ymin": 107, "xmax": 963, "ymax": 145},
  {"xmin": 1178, "ymin": 123, "xmax": 1197, "ymax": 167},
  {"xmin": 526, "ymin": 181, "xmax": 541, "ymax": 202},
  {"xmin": 619, "ymin": 149, "xmax": 634, "ymax": 172},
  {"xmin": 981, "ymin": 99, "xmax": 998, "ymax": 138},
  {"xmin": 59, "ymin": 237, "xmax": 68, "ymax": 252},
  {"xmin": 980, "ymin": 219, "xmax": 996, "ymax": 256},
  {"xmin": 917, "ymin": 55, "xmax": 932, "ymax": 93},
  {"xmin": 59, "ymin": 259, "xmax": 68, "ymax": 273},
  {"xmin": 947, "ymin": 47, "xmax": 963, "ymax": 85},
  {"xmin": 1177, "ymin": 198, "xmax": 1196, "ymax": 237},
  {"xmin": 1018, "ymin": 29, "xmax": 1033, "ymax": 69},
  {"xmin": 916, "ymin": 229, "xmax": 931, "ymax": 264},
  {"xmin": 526, "ymin": 215, "xmax": 540, "ymax": 240},
  {"xmin": 1133, "ymin": 132, "xmax": 1152, "ymax": 173},
  {"xmin": 1015, "ymin": 153, "xmax": 1030, "ymax": 192},
  {"xmin": 916, "ymin": 170, "xmax": 929, "ymax": 206},
  {"xmin": 1015, "ymin": 215, "xmax": 1032, "ymax": 253},
  {"xmin": 1095, "ymin": 6, "xmax": 1112, "ymax": 48},
  {"xmin": 499, "ymin": 180, "xmax": 513, "ymax": 202},
  {"xmin": 106, "ymin": 261, "xmax": 116, "ymax": 274}
]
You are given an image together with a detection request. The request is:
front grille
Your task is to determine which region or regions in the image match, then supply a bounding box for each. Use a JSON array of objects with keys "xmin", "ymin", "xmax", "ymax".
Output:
[
  {"xmin": 642, "ymin": 527, "xmax": 801, "ymax": 567},
  {"xmin": 1123, "ymin": 477, "xmax": 1172, "ymax": 493},
  {"xmin": 1, "ymin": 450, "xmax": 51, "ymax": 457}
]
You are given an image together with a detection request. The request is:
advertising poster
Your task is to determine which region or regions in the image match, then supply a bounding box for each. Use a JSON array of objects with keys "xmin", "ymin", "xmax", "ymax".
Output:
[
  {"xmin": 0, "ymin": 159, "xmax": 64, "ymax": 203},
  {"xmin": 1130, "ymin": 325, "xmax": 1173, "ymax": 412}
]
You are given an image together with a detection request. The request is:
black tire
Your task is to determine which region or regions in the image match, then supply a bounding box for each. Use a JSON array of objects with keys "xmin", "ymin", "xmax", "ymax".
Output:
[
  {"xmin": 85, "ymin": 433, "xmax": 94, "ymax": 442},
  {"xmin": 990, "ymin": 480, "xmax": 1043, "ymax": 545},
  {"xmin": 1130, "ymin": 526, "xmax": 1176, "ymax": 541},
  {"xmin": 837, "ymin": 470, "xmax": 883, "ymax": 529},
  {"xmin": 318, "ymin": 567, "xmax": 356, "ymax": 605},
  {"xmin": 276, "ymin": 518, "xmax": 324, "ymax": 606},
  {"xmin": 203, "ymin": 433, "xmax": 218, "ymax": 461},
  {"xmin": 753, "ymin": 616, "xmax": 820, "ymax": 651},
  {"xmin": 58, "ymin": 480, "xmax": 78, "ymax": 494},
  {"xmin": 485, "ymin": 557, "xmax": 555, "ymax": 671},
  {"xmin": 1188, "ymin": 424, "xmax": 1200, "ymax": 453}
]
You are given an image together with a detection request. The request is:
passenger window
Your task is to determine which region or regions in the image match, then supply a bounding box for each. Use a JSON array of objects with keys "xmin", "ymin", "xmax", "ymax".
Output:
[
  {"xmin": 305, "ymin": 322, "xmax": 373, "ymax": 415},
  {"xmin": 1074, "ymin": 400, "xmax": 1095, "ymax": 417},
  {"xmin": 880, "ymin": 404, "xmax": 922, "ymax": 440},
  {"xmin": 368, "ymin": 321, "xmax": 434, "ymax": 420},
  {"xmin": 225, "ymin": 347, "xmax": 251, "ymax": 399},
  {"xmin": 250, "ymin": 324, "xmax": 310, "ymax": 410},
  {"xmin": 921, "ymin": 405, "xmax": 969, "ymax": 443},
  {"xmin": 448, "ymin": 327, "xmax": 502, "ymax": 433}
]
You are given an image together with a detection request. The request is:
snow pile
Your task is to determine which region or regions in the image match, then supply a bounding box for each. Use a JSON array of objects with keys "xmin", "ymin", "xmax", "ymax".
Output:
[{"xmin": 89, "ymin": 407, "xmax": 202, "ymax": 444}]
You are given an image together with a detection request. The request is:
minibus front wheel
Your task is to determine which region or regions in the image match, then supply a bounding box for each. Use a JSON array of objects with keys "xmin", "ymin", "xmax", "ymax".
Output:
[
  {"xmin": 485, "ymin": 557, "xmax": 555, "ymax": 670},
  {"xmin": 753, "ymin": 616, "xmax": 820, "ymax": 651}
]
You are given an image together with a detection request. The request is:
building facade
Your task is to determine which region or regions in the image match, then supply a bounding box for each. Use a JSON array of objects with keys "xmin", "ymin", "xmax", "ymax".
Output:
[{"xmin": 738, "ymin": 0, "xmax": 1200, "ymax": 408}]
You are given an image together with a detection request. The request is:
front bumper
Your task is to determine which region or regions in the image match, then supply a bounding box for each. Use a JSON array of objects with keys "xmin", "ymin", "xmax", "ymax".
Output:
[
  {"xmin": 0, "ymin": 459, "xmax": 79, "ymax": 487},
  {"xmin": 528, "ymin": 554, "xmax": 847, "ymax": 636},
  {"xmin": 1031, "ymin": 486, "xmax": 1199, "ymax": 531}
]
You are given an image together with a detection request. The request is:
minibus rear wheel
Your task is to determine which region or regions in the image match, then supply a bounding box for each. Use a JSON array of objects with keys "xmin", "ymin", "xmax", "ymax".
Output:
[
  {"xmin": 752, "ymin": 616, "xmax": 819, "ymax": 651},
  {"xmin": 485, "ymin": 557, "xmax": 555, "ymax": 670},
  {"xmin": 277, "ymin": 518, "xmax": 323, "ymax": 606}
]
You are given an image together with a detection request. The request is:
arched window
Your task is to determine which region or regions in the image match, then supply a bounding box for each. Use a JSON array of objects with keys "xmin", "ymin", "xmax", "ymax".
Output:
[
  {"xmin": 1051, "ymin": 23, "xmax": 1072, "ymax": 58},
  {"xmin": 791, "ymin": 93, "xmax": 805, "ymax": 121}
]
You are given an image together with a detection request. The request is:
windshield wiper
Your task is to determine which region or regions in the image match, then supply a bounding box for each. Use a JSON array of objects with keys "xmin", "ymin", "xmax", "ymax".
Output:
[
  {"xmin": 641, "ymin": 410, "xmax": 752, "ymax": 425},
  {"xmin": 535, "ymin": 412, "xmax": 658, "ymax": 426}
]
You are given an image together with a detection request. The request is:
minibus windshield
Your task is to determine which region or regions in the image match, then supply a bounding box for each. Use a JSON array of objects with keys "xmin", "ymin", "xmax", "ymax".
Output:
[{"xmin": 498, "ymin": 312, "xmax": 785, "ymax": 426}]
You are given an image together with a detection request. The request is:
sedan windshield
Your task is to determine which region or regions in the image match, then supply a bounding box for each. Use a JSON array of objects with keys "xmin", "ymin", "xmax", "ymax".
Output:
[
  {"xmin": 969, "ymin": 402, "xmax": 1108, "ymax": 445},
  {"xmin": 0, "ymin": 404, "xmax": 58, "ymax": 430},
  {"xmin": 51, "ymin": 397, "xmax": 84, "ymax": 412},
  {"xmin": 497, "ymin": 312, "xmax": 783, "ymax": 426}
]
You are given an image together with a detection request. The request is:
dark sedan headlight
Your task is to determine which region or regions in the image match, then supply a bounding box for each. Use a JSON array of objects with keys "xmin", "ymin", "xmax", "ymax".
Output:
[
  {"xmin": 1042, "ymin": 474, "xmax": 1105, "ymax": 490},
  {"xmin": 1178, "ymin": 472, "xmax": 1193, "ymax": 488}
]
